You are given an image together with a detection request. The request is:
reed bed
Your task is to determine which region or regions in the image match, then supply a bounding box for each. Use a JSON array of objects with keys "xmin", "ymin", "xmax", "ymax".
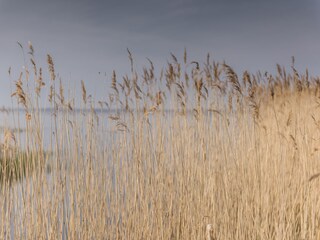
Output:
[{"xmin": 0, "ymin": 44, "xmax": 320, "ymax": 239}]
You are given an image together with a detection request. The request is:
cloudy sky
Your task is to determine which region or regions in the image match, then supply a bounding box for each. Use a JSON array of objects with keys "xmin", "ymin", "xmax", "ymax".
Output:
[{"xmin": 0, "ymin": 0, "xmax": 319, "ymax": 106}]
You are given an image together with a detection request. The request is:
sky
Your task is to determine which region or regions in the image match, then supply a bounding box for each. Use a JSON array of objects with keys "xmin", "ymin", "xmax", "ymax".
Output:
[{"xmin": 0, "ymin": 0, "xmax": 320, "ymax": 107}]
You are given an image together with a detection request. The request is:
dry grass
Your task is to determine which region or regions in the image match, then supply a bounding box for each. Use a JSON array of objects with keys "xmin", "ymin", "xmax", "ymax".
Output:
[{"xmin": 1, "ymin": 44, "xmax": 320, "ymax": 239}]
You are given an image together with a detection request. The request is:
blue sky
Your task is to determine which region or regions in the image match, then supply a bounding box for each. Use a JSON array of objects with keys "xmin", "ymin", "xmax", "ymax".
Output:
[{"xmin": 0, "ymin": 0, "xmax": 319, "ymax": 107}]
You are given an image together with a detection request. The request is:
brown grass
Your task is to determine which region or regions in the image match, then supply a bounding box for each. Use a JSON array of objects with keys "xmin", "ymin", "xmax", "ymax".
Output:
[{"xmin": 1, "ymin": 45, "xmax": 320, "ymax": 239}]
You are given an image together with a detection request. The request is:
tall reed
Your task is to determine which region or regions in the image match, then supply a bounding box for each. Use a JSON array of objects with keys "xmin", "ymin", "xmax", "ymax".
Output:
[{"xmin": 1, "ymin": 45, "xmax": 320, "ymax": 239}]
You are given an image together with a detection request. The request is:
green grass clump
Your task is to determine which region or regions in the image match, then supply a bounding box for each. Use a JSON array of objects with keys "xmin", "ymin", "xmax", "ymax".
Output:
[{"xmin": 0, "ymin": 149, "xmax": 45, "ymax": 184}]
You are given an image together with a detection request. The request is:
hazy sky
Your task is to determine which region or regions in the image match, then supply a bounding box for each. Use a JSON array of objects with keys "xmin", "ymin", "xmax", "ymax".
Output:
[{"xmin": 0, "ymin": 0, "xmax": 319, "ymax": 106}]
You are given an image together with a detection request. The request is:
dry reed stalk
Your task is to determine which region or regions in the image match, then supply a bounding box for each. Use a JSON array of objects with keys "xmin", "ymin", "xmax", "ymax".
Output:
[
  {"xmin": 206, "ymin": 224, "xmax": 215, "ymax": 240},
  {"xmin": 81, "ymin": 80, "xmax": 87, "ymax": 104},
  {"xmin": 47, "ymin": 54, "xmax": 56, "ymax": 81}
]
